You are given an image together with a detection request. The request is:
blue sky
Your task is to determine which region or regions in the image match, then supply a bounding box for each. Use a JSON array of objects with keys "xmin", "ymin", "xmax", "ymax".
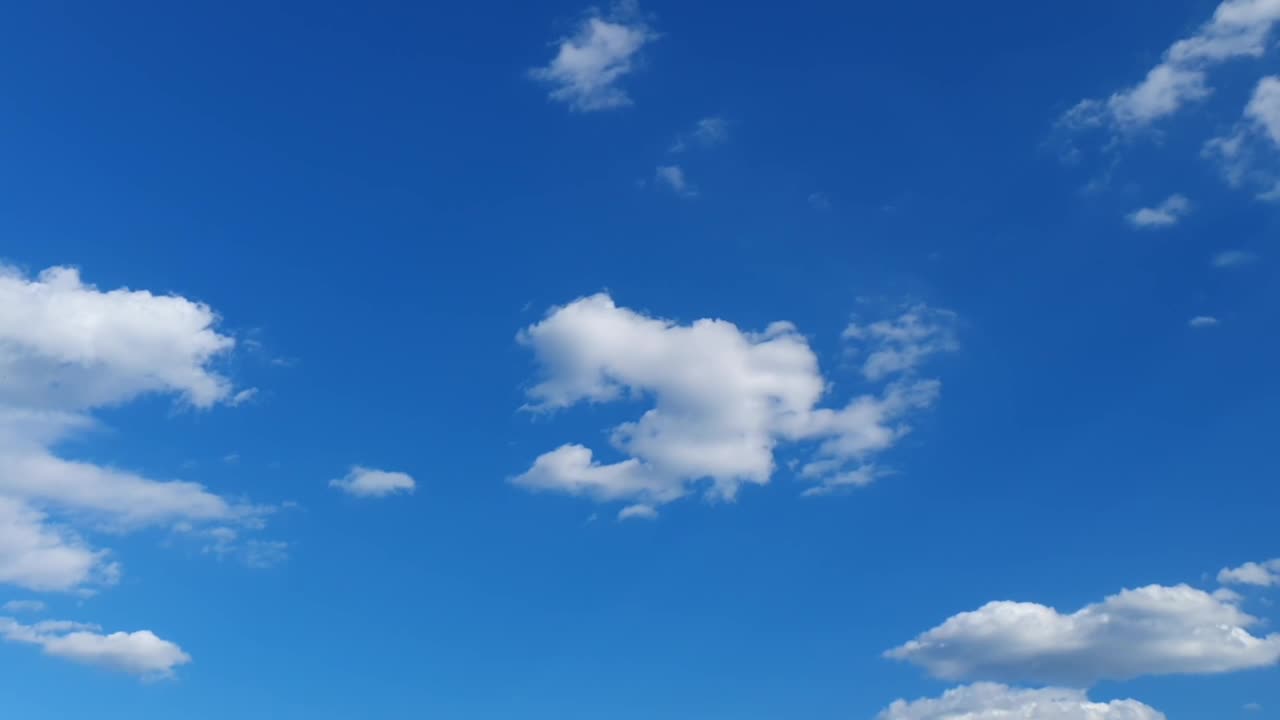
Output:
[{"xmin": 1, "ymin": 0, "xmax": 1279, "ymax": 718}]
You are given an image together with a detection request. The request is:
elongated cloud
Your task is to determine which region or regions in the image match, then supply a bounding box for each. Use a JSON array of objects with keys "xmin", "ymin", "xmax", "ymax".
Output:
[
  {"xmin": 1127, "ymin": 194, "xmax": 1192, "ymax": 228},
  {"xmin": 1219, "ymin": 559, "xmax": 1280, "ymax": 586},
  {"xmin": 0, "ymin": 617, "xmax": 190, "ymax": 679},
  {"xmin": 1061, "ymin": 0, "xmax": 1280, "ymax": 132},
  {"xmin": 330, "ymin": 466, "xmax": 417, "ymax": 498},
  {"xmin": 878, "ymin": 684, "xmax": 1166, "ymax": 720},
  {"xmin": 888, "ymin": 584, "xmax": 1280, "ymax": 686}
]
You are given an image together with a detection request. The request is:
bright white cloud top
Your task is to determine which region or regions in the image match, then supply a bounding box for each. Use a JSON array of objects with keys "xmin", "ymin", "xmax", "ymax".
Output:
[
  {"xmin": 0, "ymin": 617, "xmax": 190, "ymax": 679},
  {"xmin": 330, "ymin": 466, "xmax": 417, "ymax": 498},
  {"xmin": 0, "ymin": 265, "xmax": 272, "ymax": 598},
  {"xmin": 513, "ymin": 294, "xmax": 954, "ymax": 511},
  {"xmin": 0, "ymin": 263, "xmax": 280, "ymax": 677},
  {"xmin": 530, "ymin": 4, "xmax": 654, "ymax": 112},
  {"xmin": 887, "ymin": 583, "xmax": 1280, "ymax": 686},
  {"xmin": 1061, "ymin": 0, "xmax": 1280, "ymax": 131},
  {"xmin": 878, "ymin": 684, "xmax": 1166, "ymax": 720}
]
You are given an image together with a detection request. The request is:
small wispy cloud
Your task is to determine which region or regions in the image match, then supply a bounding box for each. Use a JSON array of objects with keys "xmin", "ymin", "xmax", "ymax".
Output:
[
  {"xmin": 808, "ymin": 192, "xmax": 832, "ymax": 210},
  {"xmin": 1213, "ymin": 250, "xmax": 1259, "ymax": 268},
  {"xmin": 228, "ymin": 388, "xmax": 258, "ymax": 406},
  {"xmin": 670, "ymin": 116, "xmax": 728, "ymax": 152},
  {"xmin": 1189, "ymin": 315, "xmax": 1220, "ymax": 328},
  {"xmin": 530, "ymin": 3, "xmax": 655, "ymax": 112},
  {"xmin": 1127, "ymin": 194, "xmax": 1191, "ymax": 228},
  {"xmin": 655, "ymin": 165, "xmax": 697, "ymax": 197}
]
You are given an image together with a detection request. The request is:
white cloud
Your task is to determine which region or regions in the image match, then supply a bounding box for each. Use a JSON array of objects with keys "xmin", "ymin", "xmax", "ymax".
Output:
[
  {"xmin": 1, "ymin": 600, "xmax": 46, "ymax": 614},
  {"xmin": 887, "ymin": 584, "xmax": 1280, "ymax": 685},
  {"xmin": 1189, "ymin": 315, "xmax": 1221, "ymax": 328},
  {"xmin": 0, "ymin": 264, "xmax": 271, "ymax": 594},
  {"xmin": 844, "ymin": 304, "xmax": 959, "ymax": 381},
  {"xmin": 228, "ymin": 388, "xmax": 258, "ymax": 406},
  {"xmin": 655, "ymin": 165, "xmax": 696, "ymax": 197},
  {"xmin": 1061, "ymin": 0, "xmax": 1280, "ymax": 132},
  {"xmin": 0, "ymin": 497, "xmax": 115, "ymax": 593},
  {"xmin": 530, "ymin": 4, "xmax": 655, "ymax": 112},
  {"xmin": 1213, "ymin": 250, "xmax": 1260, "ymax": 267},
  {"xmin": 878, "ymin": 684, "xmax": 1166, "ymax": 720},
  {"xmin": 330, "ymin": 466, "xmax": 417, "ymax": 498},
  {"xmin": 618, "ymin": 504, "xmax": 658, "ymax": 521},
  {"xmin": 0, "ymin": 616, "xmax": 190, "ymax": 679},
  {"xmin": 513, "ymin": 295, "xmax": 955, "ymax": 509},
  {"xmin": 670, "ymin": 116, "xmax": 728, "ymax": 152},
  {"xmin": 1126, "ymin": 194, "xmax": 1191, "ymax": 228},
  {"xmin": 0, "ymin": 265, "xmax": 235, "ymax": 409},
  {"xmin": 1205, "ymin": 76, "xmax": 1280, "ymax": 195},
  {"xmin": 1219, "ymin": 559, "xmax": 1280, "ymax": 586},
  {"xmin": 1246, "ymin": 75, "xmax": 1280, "ymax": 144}
]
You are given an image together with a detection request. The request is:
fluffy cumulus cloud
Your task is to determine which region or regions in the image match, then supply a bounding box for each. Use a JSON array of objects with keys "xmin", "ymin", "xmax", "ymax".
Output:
[
  {"xmin": 887, "ymin": 584, "xmax": 1280, "ymax": 686},
  {"xmin": 529, "ymin": 3, "xmax": 654, "ymax": 111},
  {"xmin": 1061, "ymin": 0, "xmax": 1280, "ymax": 132},
  {"xmin": 1126, "ymin": 194, "xmax": 1191, "ymax": 228},
  {"xmin": 1219, "ymin": 559, "xmax": 1280, "ymax": 587},
  {"xmin": 513, "ymin": 294, "xmax": 955, "ymax": 511},
  {"xmin": 0, "ymin": 264, "xmax": 274, "ymax": 594},
  {"xmin": 0, "ymin": 617, "xmax": 190, "ymax": 679},
  {"xmin": 330, "ymin": 466, "xmax": 417, "ymax": 498},
  {"xmin": 878, "ymin": 684, "xmax": 1166, "ymax": 720}
]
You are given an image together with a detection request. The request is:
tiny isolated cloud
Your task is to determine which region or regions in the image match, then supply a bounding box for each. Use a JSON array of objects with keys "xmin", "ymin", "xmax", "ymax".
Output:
[
  {"xmin": 530, "ymin": 3, "xmax": 656, "ymax": 112},
  {"xmin": 655, "ymin": 165, "xmax": 696, "ymax": 197},
  {"xmin": 670, "ymin": 116, "xmax": 728, "ymax": 152},
  {"xmin": 1245, "ymin": 702, "xmax": 1264, "ymax": 712},
  {"xmin": 808, "ymin": 192, "xmax": 832, "ymax": 210},
  {"xmin": 330, "ymin": 466, "xmax": 417, "ymax": 498},
  {"xmin": 0, "ymin": 617, "xmax": 191, "ymax": 679},
  {"xmin": 618, "ymin": 504, "xmax": 658, "ymax": 521},
  {"xmin": 1189, "ymin": 315, "xmax": 1221, "ymax": 328},
  {"xmin": 1219, "ymin": 559, "xmax": 1280, "ymax": 587},
  {"xmin": 1213, "ymin": 250, "xmax": 1260, "ymax": 268},
  {"xmin": 878, "ymin": 684, "xmax": 1166, "ymax": 720},
  {"xmin": 1127, "ymin": 194, "xmax": 1191, "ymax": 228}
]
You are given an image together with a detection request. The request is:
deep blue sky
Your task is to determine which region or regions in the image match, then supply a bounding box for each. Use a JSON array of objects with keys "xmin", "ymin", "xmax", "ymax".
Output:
[{"xmin": 1, "ymin": 1, "xmax": 1278, "ymax": 718}]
